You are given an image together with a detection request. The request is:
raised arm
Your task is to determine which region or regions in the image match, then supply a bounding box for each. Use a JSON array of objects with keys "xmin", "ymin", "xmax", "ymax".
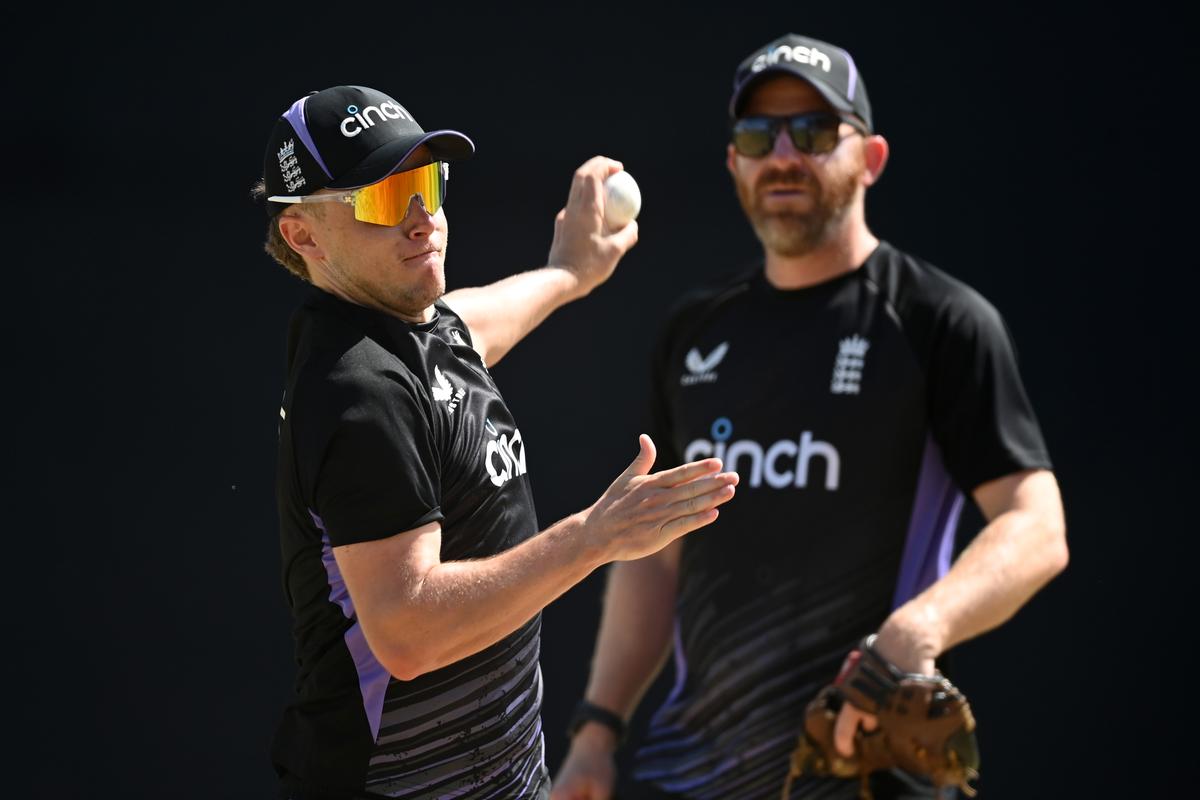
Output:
[
  {"xmin": 443, "ymin": 157, "xmax": 638, "ymax": 367},
  {"xmin": 335, "ymin": 436, "xmax": 736, "ymax": 681}
]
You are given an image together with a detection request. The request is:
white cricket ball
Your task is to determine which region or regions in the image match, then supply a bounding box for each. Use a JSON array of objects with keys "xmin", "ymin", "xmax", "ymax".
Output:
[{"xmin": 603, "ymin": 170, "xmax": 642, "ymax": 230}]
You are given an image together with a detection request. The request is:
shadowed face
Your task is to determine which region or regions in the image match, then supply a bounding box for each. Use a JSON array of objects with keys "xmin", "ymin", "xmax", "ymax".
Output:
[{"xmin": 727, "ymin": 76, "xmax": 868, "ymax": 257}]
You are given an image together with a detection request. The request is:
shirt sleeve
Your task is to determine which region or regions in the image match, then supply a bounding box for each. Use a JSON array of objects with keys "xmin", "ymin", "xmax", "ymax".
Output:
[
  {"xmin": 926, "ymin": 290, "xmax": 1053, "ymax": 492},
  {"xmin": 312, "ymin": 369, "xmax": 444, "ymax": 546}
]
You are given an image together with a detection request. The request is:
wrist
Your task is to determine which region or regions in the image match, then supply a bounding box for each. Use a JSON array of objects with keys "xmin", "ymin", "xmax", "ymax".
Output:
[
  {"xmin": 877, "ymin": 603, "xmax": 944, "ymax": 674},
  {"xmin": 567, "ymin": 699, "xmax": 627, "ymax": 747},
  {"xmin": 572, "ymin": 506, "xmax": 614, "ymax": 569},
  {"xmin": 544, "ymin": 263, "xmax": 594, "ymax": 302},
  {"xmin": 570, "ymin": 719, "xmax": 621, "ymax": 753}
]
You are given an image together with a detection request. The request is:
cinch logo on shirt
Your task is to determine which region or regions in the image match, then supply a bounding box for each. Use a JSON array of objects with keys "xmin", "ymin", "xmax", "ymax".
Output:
[
  {"xmin": 340, "ymin": 101, "xmax": 414, "ymax": 138},
  {"xmin": 751, "ymin": 44, "xmax": 832, "ymax": 74},
  {"xmin": 484, "ymin": 418, "xmax": 527, "ymax": 487},
  {"xmin": 683, "ymin": 417, "xmax": 840, "ymax": 490},
  {"xmin": 681, "ymin": 342, "xmax": 729, "ymax": 386}
]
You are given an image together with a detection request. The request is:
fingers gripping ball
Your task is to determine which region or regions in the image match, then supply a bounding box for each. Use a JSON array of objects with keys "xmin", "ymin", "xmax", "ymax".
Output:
[
  {"xmin": 782, "ymin": 636, "xmax": 980, "ymax": 800},
  {"xmin": 603, "ymin": 171, "xmax": 641, "ymax": 231}
]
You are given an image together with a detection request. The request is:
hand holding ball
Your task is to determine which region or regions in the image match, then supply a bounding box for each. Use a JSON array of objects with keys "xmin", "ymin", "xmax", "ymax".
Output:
[{"xmin": 603, "ymin": 171, "xmax": 642, "ymax": 231}]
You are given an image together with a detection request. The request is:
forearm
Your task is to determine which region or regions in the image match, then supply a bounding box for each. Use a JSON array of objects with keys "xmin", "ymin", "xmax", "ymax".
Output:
[
  {"xmin": 584, "ymin": 548, "xmax": 680, "ymax": 719},
  {"xmin": 373, "ymin": 512, "xmax": 605, "ymax": 678},
  {"xmin": 443, "ymin": 267, "xmax": 587, "ymax": 366},
  {"xmin": 883, "ymin": 499, "xmax": 1068, "ymax": 669},
  {"xmin": 344, "ymin": 440, "xmax": 734, "ymax": 682}
]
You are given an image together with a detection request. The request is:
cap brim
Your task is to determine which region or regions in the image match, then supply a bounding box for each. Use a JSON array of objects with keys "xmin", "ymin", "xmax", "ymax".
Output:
[
  {"xmin": 729, "ymin": 68, "xmax": 855, "ymax": 119},
  {"xmin": 328, "ymin": 130, "xmax": 475, "ymax": 190}
]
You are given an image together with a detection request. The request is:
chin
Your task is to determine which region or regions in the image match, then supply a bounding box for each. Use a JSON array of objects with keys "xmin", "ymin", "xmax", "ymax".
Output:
[
  {"xmin": 418, "ymin": 270, "xmax": 447, "ymax": 305},
  {"xmin": 755, "ymin": 219, "xmax": 821, "ymax": 256}
]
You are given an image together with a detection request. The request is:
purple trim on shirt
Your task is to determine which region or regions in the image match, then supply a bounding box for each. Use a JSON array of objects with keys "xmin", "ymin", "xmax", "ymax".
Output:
[
  {"xmin": 509, "ymin": 729, "xmax": 546, "ymax": 799},
  {"xmin": 490, "ymin": 723, "xmax": 545, "ymax": 800},
  {"xmin": 648, "ymin": 731, "xmax": 794, "ymax": 791},
  {"xmin": 892, "ymin": 438, "xmax": 964, "ymax": 609},
  {"xmin": 310, "ymin": 509, "xmax": 390, "ymax": 741},
  {"xmin": 467, "ymin": 718, "xmax": 543, "ymax": 798},
  {"xmin": 383, "ymin": 715, "xmax": 544, "ymax": 797},
  {"xmin": 284, "ymin": 97, "xmax": 334, "ymax": 180},
  {"xmin": 637, "ymin": 680, "xmax": 808, "ymax": 762},
  {"xmin": 373, "ymin": 633, "xmax": 541, "ymax": 746},
  {"xmin": 838, "ymin": 47, "xmax": 860, "ymax": 102},
  {"xmin": 663, "ymin": 619, "xmax": 689, "ymax": 706}
]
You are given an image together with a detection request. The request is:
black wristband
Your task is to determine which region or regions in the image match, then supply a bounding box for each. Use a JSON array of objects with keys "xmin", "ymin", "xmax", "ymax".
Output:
[{"xmin": 567, "ymin": 699, "xmax": 626, "ymax": 743}]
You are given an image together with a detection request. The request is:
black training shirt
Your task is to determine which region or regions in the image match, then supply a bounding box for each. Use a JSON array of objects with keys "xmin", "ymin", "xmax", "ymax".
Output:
[
  {"xmin": 273, "ymin": 289, "xmax": 547, "ymax": 799},
  {"xmin": 632, "ymin": 242, "xmax": 1051, "ymax": 799}
]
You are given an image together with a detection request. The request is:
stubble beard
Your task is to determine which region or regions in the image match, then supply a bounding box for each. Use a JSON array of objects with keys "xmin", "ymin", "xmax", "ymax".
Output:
[
  {"xmin": 375, "ymin": 257, "xmax": 446, "ymax": 320},
  {"xmin": 325, "ymin": 244, "xmax": 448, "ymax": 322},
  {"xmin": 737, "ymin": 162, "xmax": 862, "ymax": 257}
]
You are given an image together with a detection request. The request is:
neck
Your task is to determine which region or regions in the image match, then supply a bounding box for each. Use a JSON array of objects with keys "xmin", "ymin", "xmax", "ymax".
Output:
[{"xmin": 763, "ymin": 209, "xmax": 879, "ymax": 290}]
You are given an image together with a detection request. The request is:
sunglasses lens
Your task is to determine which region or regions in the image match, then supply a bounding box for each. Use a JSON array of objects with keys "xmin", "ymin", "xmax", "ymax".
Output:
[
  {"xmin": 795, "ymin": 116, "xmax": 840, "ymax": 154},
  {"xmin": 733, "ymin": 115, "xmax": 846, "ymax": 157},
  {"xmin": 732, "ymin": 119, "xmax": 775, "ymax": 158},
  {"xmin": 352, "ymin": 162, "xmax": 447, "ymax": 226}
]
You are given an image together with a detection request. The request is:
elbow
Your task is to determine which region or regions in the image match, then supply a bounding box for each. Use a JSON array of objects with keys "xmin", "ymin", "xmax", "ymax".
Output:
[
  {"xmin": 376, "ymin": 644, "xmax": 439, "ymax": 682},
  {"xmin": 364, "ymin": 623, "xmax": 443, "ymax": 681},
  {"xmin": 387, "ymin": 661, "xmax": 433, "ymax": 683},
  {"xmin": 1041, "ymin": 517, "xmax": 1069, "ymax": 580}
]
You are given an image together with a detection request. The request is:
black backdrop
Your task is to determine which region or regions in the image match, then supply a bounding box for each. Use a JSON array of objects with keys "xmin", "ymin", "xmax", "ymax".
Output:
[{"xmin": 6, "ymin": 4, "xmax": 1187, "ymax": 798}]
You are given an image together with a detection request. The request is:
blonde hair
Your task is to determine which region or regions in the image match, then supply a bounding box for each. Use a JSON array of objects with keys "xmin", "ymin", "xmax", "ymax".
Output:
[{"xmin": 249, "ymin": 179, "xmax": 321, "ymax": 282}]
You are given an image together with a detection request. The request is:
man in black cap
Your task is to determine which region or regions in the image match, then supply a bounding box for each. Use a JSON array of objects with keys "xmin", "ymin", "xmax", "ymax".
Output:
[
  {"xmin": 553, "ymin": 34, "xmax": 1068, "ymax": 799},
  {"xmin": 255, "ymin": 85, "xmax": 739, "ymax": 800}
]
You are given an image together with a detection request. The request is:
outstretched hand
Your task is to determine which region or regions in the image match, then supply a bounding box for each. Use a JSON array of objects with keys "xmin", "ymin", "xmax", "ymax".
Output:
[{"xmin": 584, "ymin": 435, "xmax": 737, "ymax": 563}]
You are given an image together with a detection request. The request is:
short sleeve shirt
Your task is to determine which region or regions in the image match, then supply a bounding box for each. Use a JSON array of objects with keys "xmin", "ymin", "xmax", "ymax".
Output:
[
  {"xmin": 632, "ymin": 242, "xmax": 1051, "ymax": 799},
  {"xmin": 272, "ymin": 289, "xmax": 547, "ymax": 799}
]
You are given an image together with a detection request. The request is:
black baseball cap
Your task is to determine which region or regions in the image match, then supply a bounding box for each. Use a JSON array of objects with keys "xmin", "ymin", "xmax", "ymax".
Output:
[
  {"xmin": 262, "ymin": 85, "xmax": 475, "ymax": 215},
  {"xmin": 729, "ymin": 34, "xmax": 872, "ymax": 132}
]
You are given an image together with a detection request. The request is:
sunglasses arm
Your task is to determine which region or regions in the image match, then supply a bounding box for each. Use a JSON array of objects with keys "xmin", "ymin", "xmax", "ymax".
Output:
[{"xmin": 266, "ymin": 194, "xmax": 355, "ymax": 205}]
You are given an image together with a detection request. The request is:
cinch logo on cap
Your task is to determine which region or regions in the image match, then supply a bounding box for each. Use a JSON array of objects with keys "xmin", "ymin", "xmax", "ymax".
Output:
[
  {"xmin": 751, "ymin": 44, "xmax": 832, "ymax": 74},
  {"xmin": 340, "ymin": 101, "xmax": 415, "ymax": 138}
]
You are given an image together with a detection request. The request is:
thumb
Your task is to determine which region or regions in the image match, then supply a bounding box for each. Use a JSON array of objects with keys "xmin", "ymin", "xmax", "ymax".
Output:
[
  {"xmin": 833, "ymin": 706, "xmax": 858, "ymax": 758},
  {"xmin": 625, "ymin": 434, "xmax": 656, "ymax": 476}
]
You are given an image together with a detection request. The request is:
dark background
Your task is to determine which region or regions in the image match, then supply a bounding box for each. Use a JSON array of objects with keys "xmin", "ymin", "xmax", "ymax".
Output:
[{"xmin": 6, "ymin": 3, "xmax": 1187, "ymax": 798}]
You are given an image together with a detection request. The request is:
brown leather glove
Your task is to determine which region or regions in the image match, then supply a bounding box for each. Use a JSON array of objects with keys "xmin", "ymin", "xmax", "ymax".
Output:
[{"xmin": 782, "ymin": 636, "xmax": 980, "ymax": 800}]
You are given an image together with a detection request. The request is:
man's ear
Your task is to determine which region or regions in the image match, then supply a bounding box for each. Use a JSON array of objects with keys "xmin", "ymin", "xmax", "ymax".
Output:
[
  {"xmin": 277, "ymin": 212, "xmax": 325, "ymax": 261},
  {"xmin": 861, "ymin": 135, "xmax": 890, "ymax": 187}
]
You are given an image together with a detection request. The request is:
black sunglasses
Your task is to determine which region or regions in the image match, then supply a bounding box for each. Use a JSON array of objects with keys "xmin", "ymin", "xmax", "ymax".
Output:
[{"xmin": 731, "ymin": 112, "xmax": 868, "ymax": 158}]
